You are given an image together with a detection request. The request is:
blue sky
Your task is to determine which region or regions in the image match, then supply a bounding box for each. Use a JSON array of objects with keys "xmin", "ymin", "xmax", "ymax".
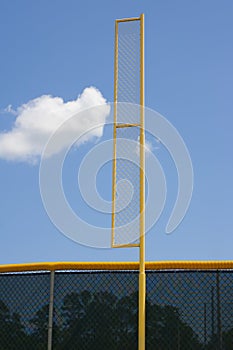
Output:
[{"xmin": 0, "ymin": 0, "xmax": 232, "ymax": 264}]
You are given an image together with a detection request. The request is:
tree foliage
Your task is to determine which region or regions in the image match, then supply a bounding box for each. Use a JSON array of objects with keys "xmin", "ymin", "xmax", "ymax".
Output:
[{"xmin": 0, "ymin": 292, "xmax": 203, "ymax": 349}]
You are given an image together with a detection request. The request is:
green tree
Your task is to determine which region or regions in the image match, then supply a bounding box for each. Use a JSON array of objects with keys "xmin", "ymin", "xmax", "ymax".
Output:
[
  {"xmin": 29, "ymin": 304, "xmax": 49, "ymax": 349},
  {"xmin": 219, "ymin": 326, "xmax": 233, "ymax": 350},
  {"xmin": 0, "ymin": 300, "xmax": 28, "ymax": 350},
  {"xmin": 57, "ymin": 290, "xmax": 202, "ymax": 349},
  {"xmin": 147, "ymin": 303, "xmax": 200, "ymax": 350},
  {"xmin": 58, "ymin": 290, "xmax": 93, "ymax": 349},
  {"xmin": 58, "ymin": 290, "xmax": 119, "ymax": 350},
  {"xmin": 115, "ymin": 291, "xmax": 138, "ymax": 349}
]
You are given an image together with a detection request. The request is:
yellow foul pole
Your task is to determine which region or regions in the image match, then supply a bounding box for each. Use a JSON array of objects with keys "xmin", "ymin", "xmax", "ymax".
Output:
[
  {"xmin": 139, "ymin": 13, "xmax": 145, "ymax": 350},
  {"xmin": 112, "ymin": 13, "xmax": 146, "ymax": 349}
]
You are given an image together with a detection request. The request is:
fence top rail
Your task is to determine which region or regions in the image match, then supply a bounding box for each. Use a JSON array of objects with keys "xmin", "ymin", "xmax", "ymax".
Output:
[{"xmin": 1, "ymin": 261, "xmax": 233, "ymax": 273}]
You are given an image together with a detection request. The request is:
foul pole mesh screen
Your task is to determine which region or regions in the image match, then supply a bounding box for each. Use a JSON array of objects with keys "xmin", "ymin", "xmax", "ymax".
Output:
[
  {"xmin": 112, "ymin": 18, "xmax": 142, "ymax": 247},
  {"xmin": 117, "ymin": 20, "xmax": 140, "ymax": 120}
]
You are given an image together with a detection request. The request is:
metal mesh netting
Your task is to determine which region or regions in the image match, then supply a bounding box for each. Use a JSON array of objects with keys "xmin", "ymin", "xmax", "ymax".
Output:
[
  {"xmin": 1, "ymin": 269, "xmax": 233, "ymax": 349},
  {"xmin": 0, "ymin": 272, "xmax": 50, "ymax": 350},
  {"xmin": 114, "ymin": 126, "xmax": 140, "ymax": 246},
  {"xmin": 112, "ymin": 18, "xmax": 141, "ymax": 247},
  {"xmin": 117, "ymin": 20, "xmax": 140, "ymax": 123},
  {"xmin": 146, "ymin": 271, "xmax": 233, "ymax": 350},
  {"xmin": 52, "ymin": 271, "xmax": 138, "ymax": 349}
]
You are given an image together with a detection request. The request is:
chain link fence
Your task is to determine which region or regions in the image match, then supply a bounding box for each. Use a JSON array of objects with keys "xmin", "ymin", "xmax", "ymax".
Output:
[{"xmin": 1, "ymin": 263, "xmax": 233, "ymax": 349}]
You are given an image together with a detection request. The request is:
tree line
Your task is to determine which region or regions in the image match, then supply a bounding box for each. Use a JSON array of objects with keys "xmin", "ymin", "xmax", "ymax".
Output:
[{"xmin": 0, "ymin": 290, "xmax": 232, "ymax": 349}]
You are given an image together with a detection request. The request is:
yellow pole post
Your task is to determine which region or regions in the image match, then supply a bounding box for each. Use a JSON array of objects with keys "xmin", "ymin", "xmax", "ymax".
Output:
[
  {"xmin": 112, "ymin": 14, "xmax": 146, "ymax": 348},
  {"xmin": 138, "ymin": 13, "xmax": 145, "ymax": 350}
]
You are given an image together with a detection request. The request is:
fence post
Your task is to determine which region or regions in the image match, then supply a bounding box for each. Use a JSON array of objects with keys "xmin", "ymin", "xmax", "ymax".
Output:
[{"xmin": 48, "ymin": 270, "xmax": 55, "ymax": 350}]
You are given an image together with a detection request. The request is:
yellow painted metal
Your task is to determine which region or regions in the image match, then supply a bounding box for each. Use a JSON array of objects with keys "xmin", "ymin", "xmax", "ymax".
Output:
[
  {"xmin": 111, "ymin": 13, "xmax": 146, "ymax": 348},
  {"xmin": 138, "ymin": 13, "xmax": 145, "ymax": 350},
  {"xmin": 1, "ymin": 261, "xmax": 233, "ymax": 273},
  {"xmin": 116, "ymin": 17, "xmax": 140, "ymax": 23},
  {"xmin": 116, "ymin": 123, "xmax": 140, "ymax": 128},
  {"xmin": 112, "ymin": 243, "xmax": 140, "ymax": 248},
  {"xmin": 111, "ymin": 19, "xmax": 118, "ymax": 248}
]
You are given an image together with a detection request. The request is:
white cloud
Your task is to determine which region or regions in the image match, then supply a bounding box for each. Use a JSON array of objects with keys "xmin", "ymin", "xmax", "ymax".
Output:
[
  {"xmin": 2, "ymin": 104, "xmax": 17, "ymax": 115},
  {"xmin": 0, "ymin": 87, "xmax": 110, "ymax": 163}
]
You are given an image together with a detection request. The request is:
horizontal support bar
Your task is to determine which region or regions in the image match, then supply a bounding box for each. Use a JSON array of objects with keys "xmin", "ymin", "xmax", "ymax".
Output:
[
  {"xmin": 2, "ymin": 261, "xmax": 233, "ymax": 273},
  {"xmin": 116, "ymin": 123, "xmax": 140, "ymax": 128},
  {"xmin": 112, "ymin": 243, "xmax": 140, "ymax": 248},
  {"xmin": 116, "ymin": 17, "xmax": 140, "ymax": 23}
]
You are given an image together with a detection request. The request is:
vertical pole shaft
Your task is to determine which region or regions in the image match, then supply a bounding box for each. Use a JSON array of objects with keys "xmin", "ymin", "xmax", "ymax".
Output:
[
  {"xmin": 138, "ymin": 13, "xmax": 145, "ymax": 350},
  {"xmin": 48, "ymin": 270, "xmax": 55, "ymax": 350}
]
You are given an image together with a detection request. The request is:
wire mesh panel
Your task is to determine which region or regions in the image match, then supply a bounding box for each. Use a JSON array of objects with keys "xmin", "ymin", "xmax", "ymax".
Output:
[
  {"xmin": 52, "ymin": 271, "xmax": 138, "ymax": 350},
  {"xmin": 112, "ymin": 17, "xmax": 142, "ymax": 247},
  {"xmin": 1, "ymin": 265, "xmax": 233, "ymax": 349},
  {"xmin": 0, "ymin": 272, "xmax": 50, "ymax": 350},
  {"xmin": 146, "ymin": 270, "xmax": 233, "ymax": 350},
  {"xmin": 117, "ymin": 20, "xmax": 141, "ymax": 121},
  {"xmin": 114, "ymin": 126, "xmax": 140, "ymax": 246}
]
